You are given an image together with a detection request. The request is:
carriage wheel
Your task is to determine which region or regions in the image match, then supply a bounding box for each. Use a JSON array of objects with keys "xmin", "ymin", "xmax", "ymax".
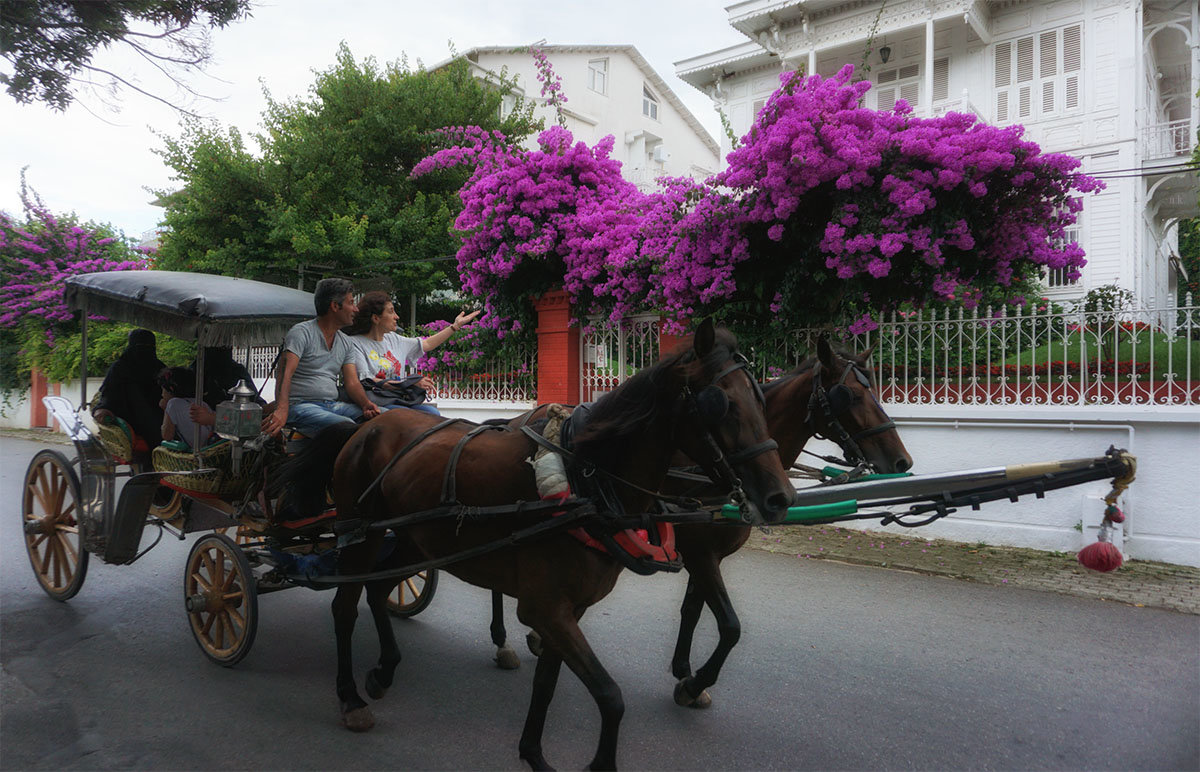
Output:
[
  {"xmin": 185, "ymin": 533, "xmax": 258, "ymax": 666},
  {"xmin": 22, "ymin": 450, "xmax": 89, "ymax": 601},
  {"xmin": 386, "ymin": 570, "xmax": 438, "ymax": 618},
  {"xmin": 215, "ymin": 524, "xmax": 257, "ymax": 546},
  {"xmin": 148, "ymin": 487, "xmax": 184, "ymax": 525}
]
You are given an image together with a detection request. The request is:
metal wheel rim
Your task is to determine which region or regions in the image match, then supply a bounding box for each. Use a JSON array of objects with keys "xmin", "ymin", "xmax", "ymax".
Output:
[
  {"xmin": 185, "ymin": 533, "xmax": 257, "ymax": 666},
  {"xmin": 386, "ymin": 569, "xmax": 437, "ymax": 617},
  {"xmin": 22, "ymin": 450, "xmax": 88, "ymax": 601}
]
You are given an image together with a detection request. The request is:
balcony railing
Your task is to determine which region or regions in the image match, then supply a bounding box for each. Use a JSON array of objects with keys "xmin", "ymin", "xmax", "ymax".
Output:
[{"xmin": 1142, "ymin": 119, "xmax": 1193, "ymax": 160}]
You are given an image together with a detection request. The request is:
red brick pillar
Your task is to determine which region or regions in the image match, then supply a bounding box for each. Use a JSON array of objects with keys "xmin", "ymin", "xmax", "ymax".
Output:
[
  {"xmin": 659, "ymin": 318, "xmax": 690, "ymax": 359},
  {"xmin": 30, "ymin": 367, "xmax": 48, "ymax": 428},
  {"xmin": 534, "ymin": 289, "xmax": 580, "ymax": 405}
]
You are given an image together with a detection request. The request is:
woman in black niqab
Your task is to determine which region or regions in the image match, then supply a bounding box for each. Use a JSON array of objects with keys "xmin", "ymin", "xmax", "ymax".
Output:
[{"xmin": 92, "ymin": 329, "xmax": 167, "ymax": 447}]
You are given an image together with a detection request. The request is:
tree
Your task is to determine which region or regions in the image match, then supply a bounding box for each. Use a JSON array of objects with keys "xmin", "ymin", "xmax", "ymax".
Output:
[
  {"xmin": 0, "ymin": 176, "xmax": 191, "ymax": 394},
  {"xmin": 0, "ymin": 0, "xmax": 251, "ymax": 113},
  {"xmin": 154, "ymin": 45, "xmax": 539, "ymax": 305}
]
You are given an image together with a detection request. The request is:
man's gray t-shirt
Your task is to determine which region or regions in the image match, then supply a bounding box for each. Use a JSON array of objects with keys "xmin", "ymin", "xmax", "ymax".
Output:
[{"xmin": 283, "ymin": 319, "xmax": 355, "ymax": 402}]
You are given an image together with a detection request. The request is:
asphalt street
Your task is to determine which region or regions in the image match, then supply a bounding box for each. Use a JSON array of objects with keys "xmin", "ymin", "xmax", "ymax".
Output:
[{"xmin": 2, "ymin": 435, "xmax": 1197, "ymax": 771}]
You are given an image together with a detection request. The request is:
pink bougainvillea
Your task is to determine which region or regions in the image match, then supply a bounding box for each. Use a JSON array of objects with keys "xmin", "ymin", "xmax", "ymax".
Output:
[{"xmin": 417, "ymin": 64, "xmax": 1102, "ymax": 333}]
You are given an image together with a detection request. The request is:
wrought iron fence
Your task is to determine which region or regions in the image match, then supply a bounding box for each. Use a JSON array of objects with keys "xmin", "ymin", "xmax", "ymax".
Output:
[
  {"xmin": 745, "ymin": 298, "xmax": 1198, "ymax": 406},
  {"xmin": 580, "ymin": 314, "xmax": 660, "ymax": 401},
  {"xmin": 234, "ymin": 340, "xmax": 537, "ymax": 403}
]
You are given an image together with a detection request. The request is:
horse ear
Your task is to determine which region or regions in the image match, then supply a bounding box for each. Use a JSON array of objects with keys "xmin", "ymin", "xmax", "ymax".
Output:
[
  {"xmin": 859, "ymin": 342, "xmax": 876, "ymax": 362},
  {"xmin": 817, "ymin": 334, "xmax": 835, "ymax": 368},
  {"xmin": 693, "ymin": 319, "xmax": 715, "ymax": 358}
]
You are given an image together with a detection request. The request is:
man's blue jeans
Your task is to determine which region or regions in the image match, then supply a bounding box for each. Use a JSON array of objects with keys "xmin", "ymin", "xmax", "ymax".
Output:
[{"xmin": 287, "ymin": 399, "xmax": 362, "ymax": 437}]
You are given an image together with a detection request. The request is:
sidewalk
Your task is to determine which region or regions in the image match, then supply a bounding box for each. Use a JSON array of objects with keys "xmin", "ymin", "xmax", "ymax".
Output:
[
  {"xmin": 748, "ymin": 524, "xmax": 1200, "ymax": 615},
  {"xmin": 6, "ymin": 427, "xmax": 1197, "ymax": 615}
]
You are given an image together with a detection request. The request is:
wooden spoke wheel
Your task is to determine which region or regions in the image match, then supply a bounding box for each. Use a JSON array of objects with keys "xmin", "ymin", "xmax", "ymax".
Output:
[
  {"xmin": 386, "ymin": 569, "xmax": 438, "ymax": 618},
  {"xmin": 185, "ymin": 533, "xmax": 258, "ymax": 666},
  {"xmin": 22, "ymin": 450, "xmax": 88, "ymax": 601},
  {"xmin": 214, "ymin": 524, "xmax": 257, "ymax": 546}
]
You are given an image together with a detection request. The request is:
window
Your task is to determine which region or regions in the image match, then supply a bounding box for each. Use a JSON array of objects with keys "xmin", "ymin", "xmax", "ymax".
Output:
[
  {"xmin": 932, "ymin": 57, "xmax": 949, "ymax": 102},
  {"xmin": 875, "ymin": 63, "xmax": 920, "ymax": 111},
  {"xmin": 994, "ymin": 24, "xmax": 1082, "ymax": 123},
  {"xmin": 642, "ymin": 85, "xmax": 659, "ymax": 120},
  {"xmin": 588, "ymin": 58, "xmax": 607, "ymax": 94},
  {"xmin": 1044, "ymin": 228, "xmax": 1081, "ymax": 288}
]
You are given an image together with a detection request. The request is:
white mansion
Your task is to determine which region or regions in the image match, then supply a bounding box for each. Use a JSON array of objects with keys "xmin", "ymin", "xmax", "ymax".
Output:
[
  {"xmin": 440, "ymin": 45, "xmax": 722, "ymax": 191},
  {"xmin": 676, "ymin": 0, "xmax": 1199, "ymax": 309}
]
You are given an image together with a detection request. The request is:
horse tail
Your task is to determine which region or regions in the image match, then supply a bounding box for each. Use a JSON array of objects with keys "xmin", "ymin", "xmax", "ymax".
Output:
[{"xmin": 269, "ymin": 422, "xmax": 361, "ymax": 518}]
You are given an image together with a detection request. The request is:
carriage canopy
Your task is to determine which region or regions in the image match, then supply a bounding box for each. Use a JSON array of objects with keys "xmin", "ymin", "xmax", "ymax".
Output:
[{"xmin": 64, "ymin": 271, "xmax": 315, "ymax": 347}]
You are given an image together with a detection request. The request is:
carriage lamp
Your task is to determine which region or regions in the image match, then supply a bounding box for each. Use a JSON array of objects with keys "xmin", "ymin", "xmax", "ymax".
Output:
[{"xmin": 215, "ymin": 379, "xmax": 264, "ymax": 442}]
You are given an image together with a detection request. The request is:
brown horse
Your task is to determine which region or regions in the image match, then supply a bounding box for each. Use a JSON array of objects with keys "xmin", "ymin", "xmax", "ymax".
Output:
[
  {"xmin": 275, "ymin": 321, "xmax": 794, "ymax": 770},
  {"xmin": 488, "ymin": 336, "xmax": 913, "ymax": 710},
  {"xmin": 668, "ymin": 336, "xmax": 912, "ymax": 708}
]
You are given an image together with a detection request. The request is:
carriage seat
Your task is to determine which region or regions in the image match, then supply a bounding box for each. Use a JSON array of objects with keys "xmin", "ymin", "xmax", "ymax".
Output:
[
  {"xmin": 95, "ymin": 415, "xmax": 150, "ymax": 466},
  {"xmin": 151, "ymin": 438, "xmax": 255, "ymax": 499}
]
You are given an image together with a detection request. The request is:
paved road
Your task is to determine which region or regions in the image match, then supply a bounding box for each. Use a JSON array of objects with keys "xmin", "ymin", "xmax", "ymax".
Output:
[{"xmin": 2, "ymin": 436, "xmax": 1197, "ymax": 770}]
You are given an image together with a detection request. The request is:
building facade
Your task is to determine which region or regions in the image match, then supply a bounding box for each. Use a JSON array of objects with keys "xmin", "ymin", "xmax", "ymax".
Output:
[
  {"xmin": 444, "ymin": 45, "xmax": 722, "ymax": 191},
  {"xmin": 676, "ymin": 0, "xmax": 1199, "ymax": 309}
]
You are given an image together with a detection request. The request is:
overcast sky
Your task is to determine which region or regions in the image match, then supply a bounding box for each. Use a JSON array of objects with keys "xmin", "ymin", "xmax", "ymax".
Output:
[{"xmin": 0, "ymin": 0, "xmax": 745, "ymax": 239}]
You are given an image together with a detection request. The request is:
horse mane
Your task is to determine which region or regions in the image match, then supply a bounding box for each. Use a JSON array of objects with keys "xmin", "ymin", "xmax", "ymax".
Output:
[{"xmin": 571, "ymin": 327, "xmax": 740, "ymax": 462}]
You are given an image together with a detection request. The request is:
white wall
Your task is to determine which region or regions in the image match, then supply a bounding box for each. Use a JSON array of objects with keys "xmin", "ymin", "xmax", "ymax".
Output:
[{"xmin": 802, "ymin": 404, "xmax": 1200, "ymax": 567}]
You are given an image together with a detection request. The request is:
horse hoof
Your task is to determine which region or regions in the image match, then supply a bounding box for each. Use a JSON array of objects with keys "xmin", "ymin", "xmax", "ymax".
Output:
[
  {"xmin": 342, "ymin": 706, "xmax": 375, "ymax": 732},
  {"xmin": 526, "ymin": 631, "xmax": 544, "ymax": 658},
  {"xmin": 495, "ymin": 645, "xmax": 521, "ymax": 670},
  {"xmin": 673, "ymin": 679, "xmax": 713, "ymax": 709},
  {"xmin": 365, "ymin": 670, "xmax": 388, "ymax": 700}
]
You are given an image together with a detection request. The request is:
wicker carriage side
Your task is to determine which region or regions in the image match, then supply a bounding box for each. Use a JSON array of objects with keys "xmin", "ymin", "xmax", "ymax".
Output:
[{"xmin": 151, "ymin": 441, "xmax": 255, "ymax": 498}]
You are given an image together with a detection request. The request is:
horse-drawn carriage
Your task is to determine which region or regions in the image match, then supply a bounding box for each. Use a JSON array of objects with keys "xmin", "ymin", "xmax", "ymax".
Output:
[
  {"xmin": 20, "ymin": 270, "xmax": 437, "ymax": 666},
  {"xmin": 20, "ymin": 269, "xmax": 1136, "ymax": 768}
]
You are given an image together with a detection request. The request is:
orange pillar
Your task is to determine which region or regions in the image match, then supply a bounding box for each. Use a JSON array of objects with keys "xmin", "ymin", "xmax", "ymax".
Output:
[
  {"xmin": 534, "ymin": 289, "xmax": 580, "ymax": 405},
  {"xmin": 659, "ymin": 318, "xmax": 690, "ymax": 358},
  {"xmin": 30, "ymin": 368, "xmax": 48, "ymax": 428}
]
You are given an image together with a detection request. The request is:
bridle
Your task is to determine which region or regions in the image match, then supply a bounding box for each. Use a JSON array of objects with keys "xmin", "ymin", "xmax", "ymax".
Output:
[
  {"xmin": 806, "ymin": 358, "xmax": 896, "ymax": 469},
  {"xmin": 683, "ymin": 351, "xmax": 778, "ymax": 523}
]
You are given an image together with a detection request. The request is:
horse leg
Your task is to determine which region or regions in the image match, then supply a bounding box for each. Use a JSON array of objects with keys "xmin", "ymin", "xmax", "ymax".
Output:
[
  {"xmin": 674, "ymin": 558, "xmax": 738, "ymax": 710},
  {"xmin": 492, "ymin": 590, "xmax": 520, "ymax": 670},
  {"xmin": 333, "ymin": 580, "xmax": 374, "ymax": 731},
  {"xmin": 517, "ymin": 645, "xmax": 563, "ymax": 770},
  {"xmin": 670, "ymin": 576, "xmax": 705, "ymax": 680},
  {"xmin": 520, "ymin": 607, "xmax": 624, "ymax": 771},
  {"xmin": 363, "ymin": 577, "xmax": 403, "ymax": 700}
]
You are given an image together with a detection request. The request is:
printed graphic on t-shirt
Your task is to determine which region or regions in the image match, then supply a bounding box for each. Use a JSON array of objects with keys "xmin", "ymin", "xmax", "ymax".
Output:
[{"xmin": 366, "ymin": 348, "xmax": 404, "ymax": 379}]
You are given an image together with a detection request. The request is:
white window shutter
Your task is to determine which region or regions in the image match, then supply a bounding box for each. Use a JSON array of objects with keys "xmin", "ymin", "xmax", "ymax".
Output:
[
  {"xmin": 1018, "ymin": 84, "xmax": 1032, "ymax": 118},
  {"xmin": 933, "ymin": 57, "xmax": 949, "ymax": 102},
  {"xmin": 1042, "ymin": 80, "xmax": 1055, "ymax": 114},
  {"xmin": 994, "ymin": 42, "xmax": 1012, "ymax": 87},
  {"xmin": 1040, "ymin": 31, "xmax": 1058, "ymax": 76},
  {"xmin": 1063, "ymin": 25, "xmax": 1082, "ymax": 72},
  {"xmin": 1065, "ymin": 74, "xmax": 1080, "ymax": 109},
  {"xmin": 1016, "ymin": 36, "xmax": 1034, "ymax": 82},
  {"xmin": 878, "ymin": 68, "xmax": 898, "ymax": 84},
  {"xmin": 877, "ymin": 86, "xmax": 897, "ymax": 111},
  {"xmin": 997, "ymin": 90, "xmax": 1009, "ymax": 122},
  {"xmin": 899, "ymin": 81, "xmax": 920, "ymax": 108}
]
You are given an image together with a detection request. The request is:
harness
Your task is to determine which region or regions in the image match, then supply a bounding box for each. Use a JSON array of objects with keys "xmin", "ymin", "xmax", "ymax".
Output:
[{"xmin": 806, "ymin": 359, "xmax": 896, "ymax": 470}]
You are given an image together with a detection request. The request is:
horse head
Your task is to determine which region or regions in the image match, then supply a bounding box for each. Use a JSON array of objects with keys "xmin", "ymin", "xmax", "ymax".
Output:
[
  {"xmin": 807, "ymin": 335, "xmax": 912, "ymax": 474},
  {"xmin": 670, "ymin": 319, "xmax": 794, "ymax": 524}
]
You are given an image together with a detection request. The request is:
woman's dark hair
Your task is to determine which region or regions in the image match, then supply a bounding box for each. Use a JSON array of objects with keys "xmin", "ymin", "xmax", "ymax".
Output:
[
  {"xmin": 343, "ymin": 290, "xmax": 392, "ymax": 336},
  {"xmin": 314, "ymin": 277, "xmax": 355, "ymax": 316},
  {"xmin": 157, "ymin": 366, "xmax": 196, "ymax": 398}
]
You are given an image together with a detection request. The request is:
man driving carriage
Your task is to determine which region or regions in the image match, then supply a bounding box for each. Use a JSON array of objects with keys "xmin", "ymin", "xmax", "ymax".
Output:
[{"xmin": 266, "ymin": 278, "xmax": 381, "ymax": 437}]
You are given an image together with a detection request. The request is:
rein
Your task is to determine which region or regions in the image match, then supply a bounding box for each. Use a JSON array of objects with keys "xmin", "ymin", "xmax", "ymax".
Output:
[{"xmin": 806, "ymin": 359, "xmax": 896, "ymax": 468}]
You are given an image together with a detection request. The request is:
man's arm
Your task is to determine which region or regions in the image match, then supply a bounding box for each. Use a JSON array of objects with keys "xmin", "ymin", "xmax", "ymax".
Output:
[
  {"xmin": 342, "ymin": 363, "xmax": 380, "ymax": 419},
  {"xmin": 267, "ymin": 351, "xmax": 300, "ymax": 434}
]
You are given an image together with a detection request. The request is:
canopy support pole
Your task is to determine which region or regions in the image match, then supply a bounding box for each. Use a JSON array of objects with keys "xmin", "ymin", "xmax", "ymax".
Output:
[{"xmin": 79, "ymin": 298, "xmax": 88, "ymax": 410}]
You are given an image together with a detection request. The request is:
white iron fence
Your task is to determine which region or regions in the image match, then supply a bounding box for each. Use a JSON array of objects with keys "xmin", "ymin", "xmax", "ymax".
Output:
[
  {"xmin": 581, "ymin": 314, "xmax": 660, "ymax": 401},
  {"xmin": 746, "ymin": 299, "xmax": 1198, "ymax": 406}
]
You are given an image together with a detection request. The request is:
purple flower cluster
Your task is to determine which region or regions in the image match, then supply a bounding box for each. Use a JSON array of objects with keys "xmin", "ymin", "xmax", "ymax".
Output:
[
  {"xmin": 659, "ymin": 65, "xmax": 1101, "ymax": 324},
  {"xmin": 418, "ymin": 65, "xmax": 1102, "ymax": 332},
  {"xmin": 530, "ymin": 46, "xmax": 569, "ymax": 129},
  {"xmin": 415, "ymin": 125, "xmax": 656, "ymax": 333},
  {"xmin": 1, "ymin": 193, "xmax": 149, "ymax": 332}
]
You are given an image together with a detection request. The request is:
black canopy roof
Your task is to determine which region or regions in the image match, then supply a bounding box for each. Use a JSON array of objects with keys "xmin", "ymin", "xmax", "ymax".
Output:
[{"xmin": 64, "ymin": 270, "xmax": 315, "ymax": 346}]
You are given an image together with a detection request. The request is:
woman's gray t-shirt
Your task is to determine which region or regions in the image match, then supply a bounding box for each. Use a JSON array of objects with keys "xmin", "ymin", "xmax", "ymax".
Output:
[
  {"xmin": 348, "ymin": 332, "xmax": 423, "ymax": 381},
  {"xmin": 283, "ymin": 319, "xmax": 355, "ymax": 402}
]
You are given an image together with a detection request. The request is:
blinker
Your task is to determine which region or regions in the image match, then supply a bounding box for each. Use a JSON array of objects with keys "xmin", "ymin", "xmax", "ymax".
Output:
[
  {"xmin": 694, "ymin": 385, "xmax": 729, "ymax": 423},
  {"xmin": 826, "ymin": 383, "xmax": 853, "ymax": 414}
]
